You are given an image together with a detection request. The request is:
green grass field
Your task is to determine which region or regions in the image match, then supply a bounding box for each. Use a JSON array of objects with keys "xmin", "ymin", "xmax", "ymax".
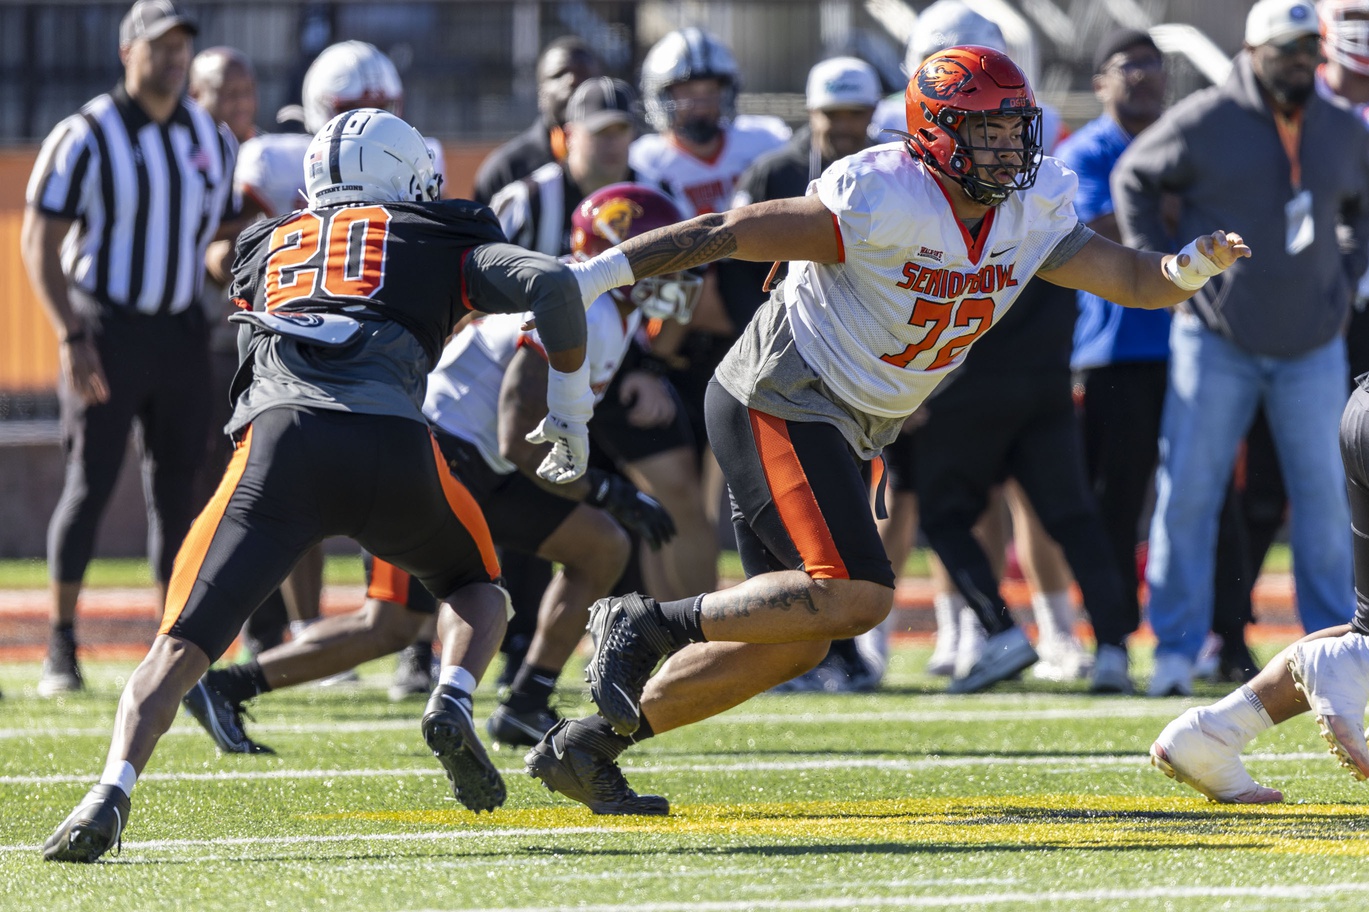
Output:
[{"xmin": 3, "ymin": 640, "xmax": 1367, "ymax": 912}]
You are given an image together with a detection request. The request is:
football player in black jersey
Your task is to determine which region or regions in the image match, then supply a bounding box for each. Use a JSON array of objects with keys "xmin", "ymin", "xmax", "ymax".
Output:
[{"xmin": 43, "ymin": 110, "xmax": 594, "ymax": 863}]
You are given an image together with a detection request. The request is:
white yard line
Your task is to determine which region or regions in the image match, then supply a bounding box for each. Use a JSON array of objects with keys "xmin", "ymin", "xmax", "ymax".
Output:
[
  {"xmin": 0, "ymin": 751, "xmax": 1327, "ymax": 788},
  {"xmin": 0, "ymin": 701, "xmax": 1196, "ymax": 742},
  {"xmin": 395, "ymin": 883, "xmax": 1369, "ymax": 912}
]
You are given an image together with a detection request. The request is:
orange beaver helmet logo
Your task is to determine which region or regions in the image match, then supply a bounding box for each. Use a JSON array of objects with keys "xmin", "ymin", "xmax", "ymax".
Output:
[
  {"xmin": 591, "ymin": 197, "xmax": 645, "ymax": 245},
  {"xmin": 917, "ymin": 58, "xmax": 974, "ymax": 101}
]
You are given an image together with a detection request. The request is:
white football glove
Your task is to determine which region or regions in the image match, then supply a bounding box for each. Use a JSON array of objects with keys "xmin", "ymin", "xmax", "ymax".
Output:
[
  {"xmin": 526, "ymin": 414, "xmax": 590, "ymax": 484},
  {"xmin": 528, "ymin": 361, "xmax": 595, "ymax": 483}
]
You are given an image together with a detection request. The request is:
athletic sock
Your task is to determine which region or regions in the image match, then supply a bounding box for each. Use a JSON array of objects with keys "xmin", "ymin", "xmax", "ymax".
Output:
[
  {"xmin": 657, "ymin": 594, "xmax": 707, "ymax": 647},
  {"xmin": 1204, "ymin": 684, "xmax": 1275, "ymax": 749},
  {"xmin": 505, "ymin": 663, "xmax": 558, "ymax": 712},
  {"xmin": 1031, "ymin": 590, "xmax": 1077, "ymax": 642},
  {"xmin": 208, "ymin": 659, "xmax": 272, "ymax": 705},
  {"xmin": 98, "ymin": 759, "xmax": 137, "ymax": 797}
]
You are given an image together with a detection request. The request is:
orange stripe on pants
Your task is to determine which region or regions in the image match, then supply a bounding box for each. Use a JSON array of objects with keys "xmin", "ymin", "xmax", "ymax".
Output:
[
  {"xmin": 160, "ymin": 426, "xmax": 254, "ymax": 636},
  {"xmin": 429, "ymin": 433, "xmax": 501, "ymax": 581},
  {"xmin": 748, "ymin": 411, "xmax": 849, "ymax": 580},
  {"xmin": 368, "ymin": 559, "xmax": 411, "ymax": 604}
]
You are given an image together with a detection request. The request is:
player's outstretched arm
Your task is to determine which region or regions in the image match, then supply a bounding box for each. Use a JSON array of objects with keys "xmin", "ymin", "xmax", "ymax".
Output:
[
  {"xmin": 1039, "ymin": 229, "xmax": 1250, "ymax": 310},
  {"xmin": 567, "ymin": 195, "xmax": 840, "ymax": 307}
]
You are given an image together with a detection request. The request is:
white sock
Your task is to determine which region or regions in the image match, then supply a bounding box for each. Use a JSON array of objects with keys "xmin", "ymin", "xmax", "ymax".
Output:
[
  {"xmin": 932, "ymin": 592, "xmax": 966, "ymax": 639},
  {"xmin": 438, "ymin": 664, "xmax": 478, "ymax": 698},
  {"xmin": 99, "ymin": 759, "xmax": 137, "ymax": 798},
  {"xmin": 1204, "ymin": 684, "xmax": 1274, "ymax": 749},
  {"xmin": 1031, "ymin": 590, "xmax": 1076, "ymax": 642}
]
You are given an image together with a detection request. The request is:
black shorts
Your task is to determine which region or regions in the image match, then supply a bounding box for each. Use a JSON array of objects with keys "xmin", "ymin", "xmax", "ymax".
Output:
[
  {"xmin": 365, "ymin": 430, "xmax": 584, "ymax": 613},
  {"xmin": 363, "ymin": 550, "xmax": 440, "ymax": 615},
  {"xmin": 159, "ymin": 407, "xmax": 500, "ymax": 660},
  {"xmin": 1341, "ymin": 383, "xmax": 1369, "ymax": 636},
  {"xmin": 705, "ymin": 380, "xmax": 894, "ymax": 588},
  {"xmin": 590, "ymin": 370, "xmax": 694, "ymax": 465}
]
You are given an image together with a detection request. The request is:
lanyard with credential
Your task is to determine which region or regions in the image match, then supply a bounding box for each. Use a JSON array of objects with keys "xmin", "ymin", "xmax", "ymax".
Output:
[{"xmin": 1275, "ymin": 109, "xmax": 1314, "ymax": 254}]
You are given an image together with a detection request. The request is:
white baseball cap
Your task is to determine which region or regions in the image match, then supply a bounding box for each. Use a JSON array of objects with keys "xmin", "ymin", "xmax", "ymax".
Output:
[
  {"xmin": 805, "ymin": 57, "xmax": 881, "ymax": 111},
  {"xmin": 1245, "ymin": 0, "xmax": 1319, "ymax": 47}
]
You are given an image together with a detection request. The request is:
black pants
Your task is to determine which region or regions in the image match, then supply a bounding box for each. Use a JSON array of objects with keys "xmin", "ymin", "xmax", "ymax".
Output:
[
  {"xmin": 49, "ymin": 307, "xmax": 211, "ymax": 585},
  {"xmin": 916, "ymin": 369, "xmax": 1128, "ymax": 642}
]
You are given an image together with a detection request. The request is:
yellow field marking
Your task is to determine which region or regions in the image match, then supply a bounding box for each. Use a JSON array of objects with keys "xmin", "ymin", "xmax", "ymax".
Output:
[{"xmin": 322, "ymin": 794, "xmax": 1369, "ymax": 855}]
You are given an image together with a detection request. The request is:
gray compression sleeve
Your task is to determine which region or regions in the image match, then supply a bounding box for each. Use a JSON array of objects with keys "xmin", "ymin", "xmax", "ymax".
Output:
[{"xmin": 462, "ymin": 242, "xmax": 587, "ymax": 353}]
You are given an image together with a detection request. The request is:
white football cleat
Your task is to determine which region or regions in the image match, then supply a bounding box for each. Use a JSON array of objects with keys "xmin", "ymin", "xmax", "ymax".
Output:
[
  {"xmin": 1287, "ymin": 635, "xmax": 1369, "ymax": 782},
  {"xmin": 1150, "ymin": 707, "xmax": 1283, "ymax": 803}
]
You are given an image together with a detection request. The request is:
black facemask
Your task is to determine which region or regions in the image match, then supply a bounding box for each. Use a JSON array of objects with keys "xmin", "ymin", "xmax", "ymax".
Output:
[{"xmin": 676, "ymin": 117, "xmax": 721, "ymax": 144}]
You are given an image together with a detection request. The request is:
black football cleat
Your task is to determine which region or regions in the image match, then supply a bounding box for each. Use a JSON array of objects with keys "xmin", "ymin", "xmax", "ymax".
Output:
[
  {"xmin": 181, "ymin": 679, "xmax": 274, "ymax": 755},
  {"xmin": 585, "ymin": 593, "xmax": 674, "ymax": 737},
  {"xmin": 421, "ymin": 685, "xmax": 506, "ymax": 812},
  {"xmin": 43, "ymin": 784, "xmax": 131, "ymax": 863},
  {"xmin": 486, "ymin": 702, "xmax": 561, "ymax": 749},
  {"xmin": 525, "ymin": 720, "xmax": 669, "ymax": 816}
]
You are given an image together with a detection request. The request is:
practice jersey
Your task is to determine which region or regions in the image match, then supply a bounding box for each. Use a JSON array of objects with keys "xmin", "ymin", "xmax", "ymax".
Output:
[
  {"xmin": 236, "ymin": 132, "xmax": 448, "ymax": 217},
  {"xmin": 715, "ymin": 145, "xmax": 1084, "ymax": 458},
  {"xmin": 630, "ymin": 115, "xmax": 790, "ymax": 216},
  {"xmin": 227, "ymin": 199, "xmax": 506, "ymax": 434},
  {"xmin": 423, "ymin": 291, "xmax": 642, "ymax": 474}
]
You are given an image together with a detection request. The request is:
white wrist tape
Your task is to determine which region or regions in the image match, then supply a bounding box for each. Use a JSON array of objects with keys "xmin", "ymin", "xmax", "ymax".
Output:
[
  {"xmin": 1164, "ymin": 239, "xmax": 1223, "ymax": 291},
  {"xmin": 546, "ymin": 360, "xmax": 595, "ymax": 426},
  {"xmin": 566, "ymin": 249, "xmax": 635, "ymax": 308}
]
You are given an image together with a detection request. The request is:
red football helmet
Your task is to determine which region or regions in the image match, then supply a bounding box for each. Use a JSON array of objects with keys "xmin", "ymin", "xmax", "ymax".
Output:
[
  {"xmin": 904, "ymin": 45, "xmax": 1043, "ymax": 206},
  {"xmin": 571, "ymin": 182, "xmax": 703, "ymax": 323},
  {"xmin": 1322, "ymin": 0, "xmax": 1369, "ymax": 76}
]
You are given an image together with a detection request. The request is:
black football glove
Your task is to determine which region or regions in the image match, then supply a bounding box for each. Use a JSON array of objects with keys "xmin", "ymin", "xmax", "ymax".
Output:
[{"xmin": 584, "ymin": 468, "xmax": 677, "ymax": 550}]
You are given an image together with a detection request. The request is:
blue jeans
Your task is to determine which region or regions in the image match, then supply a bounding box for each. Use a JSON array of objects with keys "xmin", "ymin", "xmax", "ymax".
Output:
[{"xmin": 1145, "ymin": 313, "xmax": 1353, "ymax": 660}]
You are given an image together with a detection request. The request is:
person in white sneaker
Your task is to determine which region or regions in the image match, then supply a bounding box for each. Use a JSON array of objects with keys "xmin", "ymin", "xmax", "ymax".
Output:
[{"xmin": 1151, "ymin": 361, "xmax": 1369, "ymax": 800}]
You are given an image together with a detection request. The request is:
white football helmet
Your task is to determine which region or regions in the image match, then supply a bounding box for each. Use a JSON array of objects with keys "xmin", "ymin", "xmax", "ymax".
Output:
[
  {"xmin": 640, "ymin": 27, "xmax": 739, "ymax": 134},
  {"xmin": 304, "ymin": 109, "xmax": 439, "ymax": 208},
  {"xmin": 905, "ymin": 0, "xmax": 1008, "ymax": 74},
  {"xmin": 302, "ymin": 41, "xmax": 404, "ymax": 135},
  {"xmin": 1322, "ymin": 0, "xmax": 1369, "ymax": 76}
]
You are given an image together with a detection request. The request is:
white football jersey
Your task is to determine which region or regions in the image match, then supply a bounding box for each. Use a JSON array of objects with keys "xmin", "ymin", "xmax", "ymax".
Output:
[
  {"xmin": 236, "ymin": 132, "xmax": 448, "ymax": 218},
  {"xmin": 423, "ymin": 292, "xmax": 642, "ymax": 474},
  {"xmin": 630, "ymin": 115, "xmax": 790, "ymax": 216},
  {"xmin": 779, "ymin": 143, "xmax": 1079, "ymax": 420}
]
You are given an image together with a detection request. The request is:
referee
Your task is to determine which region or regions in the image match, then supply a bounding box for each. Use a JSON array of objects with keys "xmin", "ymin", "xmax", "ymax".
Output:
[{"xmin": 21, "ymin": 0, "xmax": 238, "ymax": 696}]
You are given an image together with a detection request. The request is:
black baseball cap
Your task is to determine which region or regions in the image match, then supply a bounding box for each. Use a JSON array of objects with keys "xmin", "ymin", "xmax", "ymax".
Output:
[
  {"xmin": 1093, "ymin": 28, "xmax": 1161, "ymax": 74},
  {"xmin": 565, "ymin": 77, "xmax": 638, "ymax": 132},
  {"xmin": 119, "ymin": 0, "xmax": 198, "ymax": 48}
]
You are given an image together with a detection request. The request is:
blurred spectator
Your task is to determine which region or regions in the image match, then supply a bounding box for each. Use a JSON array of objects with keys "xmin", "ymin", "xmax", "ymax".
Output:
[
  {"xmin": 1115, "ymin": 0, "xmax": 1367, "ymax": 696},
  {"xmin": 1057, "ymin": 28, "xmax": 1169, "ymax": 692},
  {"xmin": 472, "ymin": 36, "xmax": 603, "ymax": 206}
]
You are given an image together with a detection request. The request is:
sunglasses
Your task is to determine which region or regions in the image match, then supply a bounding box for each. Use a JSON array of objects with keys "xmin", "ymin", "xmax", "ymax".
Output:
[{"xmin": 1271, "ymin": 34, "xmax": 1322, "ymax": 57}]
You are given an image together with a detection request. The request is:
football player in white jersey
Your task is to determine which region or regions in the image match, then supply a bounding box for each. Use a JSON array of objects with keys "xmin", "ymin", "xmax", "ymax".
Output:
[
  {"xmin": 235, "ymin": 40, "xmax": 445, "ymax": 219},
  {"xmin": 629, "ymin": 26, "xmax": 791, "ymax": 541},
  {"xmin": 525, "ymin": 45, "xmax": 1249, "ymax": 816}
]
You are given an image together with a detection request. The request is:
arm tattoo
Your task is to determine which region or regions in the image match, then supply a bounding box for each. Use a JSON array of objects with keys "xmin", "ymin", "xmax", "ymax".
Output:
[
  {"xmin": 621, "ymin": 214, "xmax": 738, "ymax": 279},
  {"xmin": 702, "ymin": 581, "xmax": 820, "ymax": 622}
]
